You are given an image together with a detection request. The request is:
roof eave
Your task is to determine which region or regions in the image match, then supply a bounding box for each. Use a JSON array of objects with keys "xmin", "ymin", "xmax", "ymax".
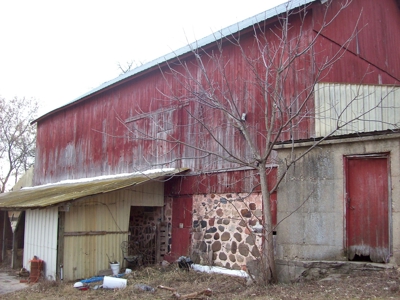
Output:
[{"xmin": 0, "ymin": 168, "xmax": 189, "ymax": 210}]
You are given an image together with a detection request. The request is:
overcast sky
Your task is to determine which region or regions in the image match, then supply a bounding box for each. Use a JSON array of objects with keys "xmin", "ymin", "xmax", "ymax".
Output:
[{"xmin": 0, "ymin": 0, "xmax": 286, "ymax": 115}]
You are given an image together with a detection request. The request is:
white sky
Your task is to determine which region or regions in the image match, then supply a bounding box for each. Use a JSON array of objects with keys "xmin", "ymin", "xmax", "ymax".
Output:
[{"xmin": 0, "ymin": 0, "xmax": 286, "ymax": 116}]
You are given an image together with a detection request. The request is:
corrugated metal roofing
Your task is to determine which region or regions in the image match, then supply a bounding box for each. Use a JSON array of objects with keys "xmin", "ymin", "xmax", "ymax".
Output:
[
  {"xmin": 315, "ymin": 83, "xmax": 400, "ymax": 137},
  {"xmin": 34, "ymin": 0, "xmax": 317, "ymax": 123},
  {"xmin": 0, "ymin": 168, "xmax": 188, "ymax": 209}
]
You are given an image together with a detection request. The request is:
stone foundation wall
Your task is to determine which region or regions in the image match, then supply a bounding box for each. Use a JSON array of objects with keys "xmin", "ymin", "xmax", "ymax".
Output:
[
  {"xmin": 276, "ymin": 259, "xmax": 395, "ymax": 283},
  {"xmin": 191, "ymin": 193, "xmax": 263, "ymax": 270}
]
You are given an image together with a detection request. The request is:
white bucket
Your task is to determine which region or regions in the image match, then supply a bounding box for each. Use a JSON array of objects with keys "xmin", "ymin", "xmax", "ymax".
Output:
[
  {"xmin": 110, "ymin": 263, "xmax": 120, "ymax": 276},
  {"xmin": 103, "ymin": 276, "xmax": 127, "ymax": 289}
]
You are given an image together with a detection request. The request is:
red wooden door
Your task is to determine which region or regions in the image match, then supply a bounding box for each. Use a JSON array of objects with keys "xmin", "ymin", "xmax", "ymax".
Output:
[
  {"xmin": 170, "ymin": 197, "xmax": 192, "ymax": 261},
  {"xmin": 346, "ymin": 155, "xmax": 389, "ymax": 263}
]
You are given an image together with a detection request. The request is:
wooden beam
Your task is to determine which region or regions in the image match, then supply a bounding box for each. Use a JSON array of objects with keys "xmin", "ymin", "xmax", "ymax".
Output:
[
  {"xmin": 64, "ymin": 231, "xmax": 128, "ymax": 236},
  {"xmin": 57, "ymin": 212, "xmax": 65, "ymax": 280}
]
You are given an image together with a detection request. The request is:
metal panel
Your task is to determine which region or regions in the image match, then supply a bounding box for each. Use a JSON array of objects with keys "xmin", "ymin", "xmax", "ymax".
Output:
[
  {"xmin": 0, "ymin": 168, "xmax": 186, "ymax": 209},
  {"xmin": 315, "ymin": 83, "xmax": 400, "ymax": 137},
  {"xmin": 23, "ymin": 207, "xmax": 58, "ymax": 280},
  {"xmin": 345, "ymin": 155, "xmax": 389, "ymax": 263},
  {"xmin": 62, "ymin": 181, "xmax": 164, "ymax": 280}
]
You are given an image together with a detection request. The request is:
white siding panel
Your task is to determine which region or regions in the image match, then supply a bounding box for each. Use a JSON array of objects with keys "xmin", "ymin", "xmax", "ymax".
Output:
[
  {"xmin": 23, "ymin": 207, "xmax": 58, "ymax": 280},
  {"xmin": 315, "ymin": 83, "xmax": 400, "ymax": 137}
]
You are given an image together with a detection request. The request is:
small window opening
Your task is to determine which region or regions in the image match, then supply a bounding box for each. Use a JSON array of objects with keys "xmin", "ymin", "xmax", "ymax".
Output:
[{"xmin": 351, "ymin": 254, "xmax": 372, "ymax": 262}]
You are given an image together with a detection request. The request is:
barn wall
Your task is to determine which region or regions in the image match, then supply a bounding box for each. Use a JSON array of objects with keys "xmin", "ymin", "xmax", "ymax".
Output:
[
  {"xmin": 313, "ymin": 0, "xmax": 400, "ymax": 84},
  {"xmin": 28, "ymin": 0, "xmax": 400, "ymax": 278},
  {"xmin": 23, "ymin": 207, "xmax": 58, "ymax": 280},
  {"xmin": 63, "ymin": 181, "xmax": 164, "ymax": 280},
  {"xmin": 274, "ymin": 133, "xmax": 400, "ymax": 281},
  {"xmin": 34, "ymin": 0, "xmax": 399, "ymax": 185},
  {"xmin": 165, "ymin": 168, "xmax": 277, "ymax": 196}
]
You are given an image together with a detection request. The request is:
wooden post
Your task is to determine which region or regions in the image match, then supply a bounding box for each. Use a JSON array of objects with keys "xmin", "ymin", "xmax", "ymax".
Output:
[
  {"xmin": 8, "ymin": 211, "xmax": 22, "ymax": 269},
  {"xmin": 57, "ymin": 211, "xmax": 65, "ymax": 280},
  {"xmin": 2, "ymin": 211, "xmax": 6, "ymax": 262},
  {"xmin": 11, "ymin": 231, "xmax": 16, "ymax": 269}
]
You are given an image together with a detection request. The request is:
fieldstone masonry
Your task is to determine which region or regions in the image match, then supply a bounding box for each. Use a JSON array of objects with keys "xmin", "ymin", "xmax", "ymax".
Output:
[{"xmin": 191, "ymin": 193, "xmax": 263, "ymax": 270}]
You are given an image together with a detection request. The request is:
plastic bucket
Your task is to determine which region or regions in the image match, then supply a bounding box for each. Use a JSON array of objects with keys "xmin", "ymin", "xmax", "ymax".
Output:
[
  {"xmin": 103, "ymin": 276, "xmax": 127, "ymax": 289},
  {"xmin": 110, "ymin": 263, "xmax": 120, "ymax": 276}
]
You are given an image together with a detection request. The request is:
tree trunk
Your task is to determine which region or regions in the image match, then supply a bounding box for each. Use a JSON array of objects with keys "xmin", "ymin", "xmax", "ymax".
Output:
[{"xmin": 259, "ymin": 163, "xmax": 277, "ymax": 283}]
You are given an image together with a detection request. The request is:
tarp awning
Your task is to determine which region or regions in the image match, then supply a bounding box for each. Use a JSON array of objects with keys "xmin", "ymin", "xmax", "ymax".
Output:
[{"xmin": 0, "ymin": 168, "xmax": 188, "ymax": 210}]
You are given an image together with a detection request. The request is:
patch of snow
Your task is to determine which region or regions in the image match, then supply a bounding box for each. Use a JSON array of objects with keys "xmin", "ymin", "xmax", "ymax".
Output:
[{"xmin": 22, "ymin": 168, "xmax": 176, "ymax": 190}]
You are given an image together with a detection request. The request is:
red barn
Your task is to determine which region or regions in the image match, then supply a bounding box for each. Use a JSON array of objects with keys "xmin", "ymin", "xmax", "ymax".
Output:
[{"xmin": 0, "ymin": 0, "xmax": 399, "ymax": 282}]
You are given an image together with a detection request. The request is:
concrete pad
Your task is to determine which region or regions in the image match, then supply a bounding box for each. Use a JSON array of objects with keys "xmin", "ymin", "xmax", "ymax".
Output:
[{"xmin": 0, "ymin": 272, "xmax": 29, "ymax": 295}]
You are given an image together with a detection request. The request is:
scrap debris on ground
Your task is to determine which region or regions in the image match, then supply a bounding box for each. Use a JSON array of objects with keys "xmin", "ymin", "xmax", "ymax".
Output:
[
  {"xmin": 158, "ymin": 285, "xmax": 212, "ymax": 299},
  {"xmin": 1, "ymin": 262, "xmax": 400, "ymax": 299}
]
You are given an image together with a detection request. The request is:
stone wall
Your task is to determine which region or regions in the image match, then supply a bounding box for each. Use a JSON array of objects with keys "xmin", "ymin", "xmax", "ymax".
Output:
[
  {"xmin": 191, "ymin": 193, "xmax": 263, "ymax": 270},
  {"xmin": 129, "ymin": 206, "xmax": 163, "ymax": 264},
  {"xmin": 277, "ymin": 259, "xmax": 395, "ymax": 283}
]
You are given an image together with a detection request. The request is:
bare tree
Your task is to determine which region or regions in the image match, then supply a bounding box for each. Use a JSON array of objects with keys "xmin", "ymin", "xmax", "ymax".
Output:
[
  {"xmin": 117, "ymin": 60, "xmax": 146, "ymax": 75},
  {"xmin": 121, "ymin": 0, "xmax": 398, "ymax": 283},
  {"xmin": 0, "ymin": 97, "xmax": 38, "ymax": 193}
]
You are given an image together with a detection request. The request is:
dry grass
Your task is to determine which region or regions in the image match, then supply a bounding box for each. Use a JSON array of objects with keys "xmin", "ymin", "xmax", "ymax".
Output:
[{"xmin": 3, "ymin": 264, "xmax": 400, "ymax": 299}]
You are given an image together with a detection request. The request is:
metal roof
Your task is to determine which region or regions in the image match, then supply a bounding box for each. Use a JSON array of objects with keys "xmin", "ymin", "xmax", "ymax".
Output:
[
  {"xmin": 0, "ymin": 168, "xmax": 188, "ymax": 210},
  {"xmin": 34, "ymin": 0, "xmax": 317, "ymax": 123}
]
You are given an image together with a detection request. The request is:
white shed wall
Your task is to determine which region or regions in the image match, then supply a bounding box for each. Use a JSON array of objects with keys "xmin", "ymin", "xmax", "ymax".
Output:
[{"xmin": 23, "ymin": 207, "xmax": 58, "ymax": 280}]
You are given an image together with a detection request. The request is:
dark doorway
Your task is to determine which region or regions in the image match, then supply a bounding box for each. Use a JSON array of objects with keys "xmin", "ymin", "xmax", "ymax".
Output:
[{"xmin": 128, "ymin": 206, "xmax": 165, "ymax": 265}]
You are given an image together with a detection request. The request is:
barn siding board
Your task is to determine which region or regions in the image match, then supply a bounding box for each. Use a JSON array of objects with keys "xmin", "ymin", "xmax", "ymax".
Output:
[
  {"xmin": 63, "ymin": 181, "xmax": 163, "ymax": 280},
  {"xmin": 23, "ymin": 207, "xmax": 58, "ymax": 280},
  {"xmin": 165, "ymin": 167, "xmax": 277, "ymax": 196},
  {"xmin": 313, "ymin": 0, "xmax": 400, "ymax": 85},
  {"xmin": 314, "ymin": 0, "xmax": 400, "ymax": 82}
]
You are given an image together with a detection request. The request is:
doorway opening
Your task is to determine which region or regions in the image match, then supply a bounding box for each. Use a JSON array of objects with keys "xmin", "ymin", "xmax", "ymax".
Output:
[{"xmin": 126, "ymin": 206, "xmax": 169, "ymax": 266}]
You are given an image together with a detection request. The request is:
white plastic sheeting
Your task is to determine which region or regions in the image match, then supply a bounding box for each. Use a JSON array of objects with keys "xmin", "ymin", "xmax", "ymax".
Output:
[{"xmin": 191, "ymin": 264, "xmax": 249, "ymax": 278}]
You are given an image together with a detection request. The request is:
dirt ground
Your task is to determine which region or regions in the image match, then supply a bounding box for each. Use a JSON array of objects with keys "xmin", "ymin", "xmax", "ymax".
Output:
[{"xmin": 2, "ymin": 264, "xmax": 400, "ymax": 299}]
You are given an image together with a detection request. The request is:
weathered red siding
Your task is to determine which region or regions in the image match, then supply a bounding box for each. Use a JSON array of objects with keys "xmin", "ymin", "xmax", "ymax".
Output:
[
  {"xmin": 313, "ymin": 0, "xmax": 400, "ymax": 84},
  {"xmin": 165, "ymin": 167, "xmax": 277, "ymax": 196},
  {"xmin": 34, "ymin": 0, "xmax": 400, "ymax": 185}
]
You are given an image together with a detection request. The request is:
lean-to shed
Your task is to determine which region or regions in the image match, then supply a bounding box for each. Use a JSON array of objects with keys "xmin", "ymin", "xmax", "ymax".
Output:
[{"xmin": 0, "ymin": 168, "xmax": 186, "ymax": 280}]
